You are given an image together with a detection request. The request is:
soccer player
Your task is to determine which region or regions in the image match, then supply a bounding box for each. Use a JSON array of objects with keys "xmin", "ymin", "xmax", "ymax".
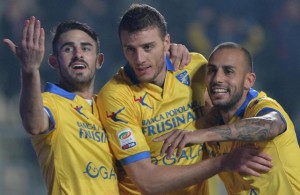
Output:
[
  {"xmin": 156, "ymin": 42, "xmax": 300, "ymax": 194},
  {"xmin": 97, "ymin": 4, "xmax": 273, "ymax": 195},
  {"xmin": 3, "ymin": 16, "xmax": 119, "ymax": 195}
]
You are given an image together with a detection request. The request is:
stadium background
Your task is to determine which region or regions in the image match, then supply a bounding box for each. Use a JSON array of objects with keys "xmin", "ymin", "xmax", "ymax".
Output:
[{"xmin": 0, "ymin": 0, "xmax": 299, "ymax": 194}]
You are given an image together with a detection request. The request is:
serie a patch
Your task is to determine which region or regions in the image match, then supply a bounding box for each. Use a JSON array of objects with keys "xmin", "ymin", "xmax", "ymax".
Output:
[{"xmin": 117, "ymin": 128, "xmax": 137, "ymax": 150}]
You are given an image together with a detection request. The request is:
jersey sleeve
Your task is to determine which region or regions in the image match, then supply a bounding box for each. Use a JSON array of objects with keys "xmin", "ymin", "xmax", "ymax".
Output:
[
  {"xmin": 245, "ymin": 94, "xmax": 287, "ymax": 124},
  {"xmin": 97, "ymin": 83, "xmax": 151, "ymax": 165},
  {"xmin": 190, "ymin": 53, "xmax": 207, "ymax": 107}
]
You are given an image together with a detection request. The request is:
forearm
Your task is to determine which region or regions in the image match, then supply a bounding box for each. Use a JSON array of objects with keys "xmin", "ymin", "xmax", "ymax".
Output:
[
  {"xmin": 20, "ymin": 69, "xmax": 48, "ymax": 134},
  {"xmin": 124, "ymin": 157, "xmax": 222, "ymax": 195},
  {"xmin": 203, "ymin": 115, "xmax": 285, "ymax": 142}
]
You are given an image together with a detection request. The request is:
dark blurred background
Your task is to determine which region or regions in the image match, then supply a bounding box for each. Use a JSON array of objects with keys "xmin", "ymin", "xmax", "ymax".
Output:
[{"xmin": 0, "ymin": 0, "xmax": 299, "ymax": 194}]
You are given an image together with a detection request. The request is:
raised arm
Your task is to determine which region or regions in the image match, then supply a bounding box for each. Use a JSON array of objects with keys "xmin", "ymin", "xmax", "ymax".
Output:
[
  {"xmin": 155, "ymin": 110, "xmax": 286, "ymax": 158},
  {"xmin": 3, "ymin": 16, "xmax": 49, "ymax": 134},
  {"xmin": 123, "ymin": 145, "xmax": 272, "ymax": 195}
]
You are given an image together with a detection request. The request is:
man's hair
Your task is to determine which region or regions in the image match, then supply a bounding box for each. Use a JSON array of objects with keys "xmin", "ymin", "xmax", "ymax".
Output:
[
  {"xmin": 118, "ymin": 4, "xmax": 168, "ymax": 40},
  {"xmin": 51, "ymin": 20, "xmax": 100, "ymax": 55},
  {"xmin": 209, "ymin": 42, "xmax": 254, "ymax": 73}
]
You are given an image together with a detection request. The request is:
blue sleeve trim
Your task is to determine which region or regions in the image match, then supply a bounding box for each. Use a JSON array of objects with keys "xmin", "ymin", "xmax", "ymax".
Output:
[
  {"xmin": 119, "ymin": 151, "xmax": 151, "ymax": 165},
  {"xmin": 44, "ymin": 106, "xmax": 56, "ymax": 132},
  {"xmin": 257, "ymin": 107, "xmax": 287, "ymax": 126}
]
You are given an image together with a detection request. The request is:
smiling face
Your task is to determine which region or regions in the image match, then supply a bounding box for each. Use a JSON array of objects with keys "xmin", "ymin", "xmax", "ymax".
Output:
[
  {"xmin": 120, "ymin": 27, "xmax": 170, "ymax": 87},
  {"xmin": 206, "ymin": 47, "xmax": 255, "ymax": 112},
  {"xmin": 49, "ymin": 29, "xmax": 103, "ymax": 89}
]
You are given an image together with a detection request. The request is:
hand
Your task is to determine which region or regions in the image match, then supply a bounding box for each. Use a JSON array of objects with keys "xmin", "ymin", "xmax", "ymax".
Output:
[
  {"xmin": 221, "ymin": 145, "xmax": 272, "ymax": 177},
  {"xmin": 154, "ymin": 129, "xmax": 202, "ymax": 158},
  {"xmin": 167, "ymin": 43, "xmax": 191, "ymax": 70},
  {"xmin": 3, "ymin": 16, "xmax": 45, "ymax": 73}
]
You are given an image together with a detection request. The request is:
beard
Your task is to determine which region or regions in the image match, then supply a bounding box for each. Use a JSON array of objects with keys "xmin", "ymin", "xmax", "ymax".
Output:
[{"xmin": 211, "ymin": 87, "xmax": 244, "ymax": 112}]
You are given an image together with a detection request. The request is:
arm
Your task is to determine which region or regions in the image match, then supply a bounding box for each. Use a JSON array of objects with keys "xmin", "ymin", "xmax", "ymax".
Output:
[
  {"xmin": 123, "ymin": 146, "xmax": 272, "ymax": 195},
  {"xmin": 3, "ymin": 16, "xmax": 49, "ymax": 134},
  {"xmin": 168, "ymin": 43, "xmax": 191, "ymax": 70},
  {"xmin": 155, "ymin": 110, "xmax": 286, "ymax": 158}
]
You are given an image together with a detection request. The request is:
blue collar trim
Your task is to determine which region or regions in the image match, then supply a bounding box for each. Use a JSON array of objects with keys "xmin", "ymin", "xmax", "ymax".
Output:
[
  {"xmin": 44, "ymin": 83, "xmax": 76, "ymax": 100},
  {"xmin": 235, "ymin": 88, "xmax": 259, "ymax": 117}
]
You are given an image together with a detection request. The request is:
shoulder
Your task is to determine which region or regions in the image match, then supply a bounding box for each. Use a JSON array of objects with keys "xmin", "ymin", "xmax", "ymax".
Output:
[{"xmin": 190, "ymin": 52, "xmax": 207, "ymax": 62}]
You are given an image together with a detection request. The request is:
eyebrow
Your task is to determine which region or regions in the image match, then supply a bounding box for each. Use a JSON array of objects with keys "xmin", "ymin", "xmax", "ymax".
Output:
[
  {"xmin": 123, "ymin": 41, "xmax": 155, "ymax": 48},
  {"xmin": 60, "ymin": 42, "xmax": 93, "ymax": 50}
]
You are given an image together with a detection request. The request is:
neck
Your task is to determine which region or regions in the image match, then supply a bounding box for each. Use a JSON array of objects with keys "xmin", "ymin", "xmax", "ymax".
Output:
[
  {"xmin": 219, "ymin": 92, "xmax": 249, "ymax": 123},
  {"xmin": 58, "ymin": 82, "xmax": 94, "ymax": 99}
]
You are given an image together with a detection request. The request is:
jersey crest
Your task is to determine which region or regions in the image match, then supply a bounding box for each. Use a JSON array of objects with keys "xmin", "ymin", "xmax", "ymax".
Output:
[{"xmin": 176, "ymin": 70, "xmax": 190, "ymax": 86}]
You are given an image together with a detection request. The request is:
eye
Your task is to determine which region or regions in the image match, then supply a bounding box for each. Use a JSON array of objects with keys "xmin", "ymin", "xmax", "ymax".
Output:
[
  {"xmin": 207, "ymin": 67, "xmax": 216, "ymax": 74},
  {"xmin": 125, "ymin": 47, "xmax": 135, "ymax": 53},
  {"xmin": 82, "ymin": 46, "xmax": 91, "ymax": 52},
  {"xmin": 224, "ymin": 68, "xmax": 234, "ymax": 74},
  {"xmin": 62, "ymin": 46, "xmax": 73, "ymax": 53},
  {"xmin": 144, "ymin": 44, "xmax": 154, "ymax": 51}
]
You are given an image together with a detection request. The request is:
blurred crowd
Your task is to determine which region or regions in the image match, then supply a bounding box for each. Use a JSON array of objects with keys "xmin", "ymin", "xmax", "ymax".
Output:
[{"xmin": 0, "ymin": 0, "xmax": 299, "ymax": 193}]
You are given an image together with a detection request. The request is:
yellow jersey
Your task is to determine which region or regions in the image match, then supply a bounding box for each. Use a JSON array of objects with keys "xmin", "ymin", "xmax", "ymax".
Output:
[
  {"xmin": 97, "ymin": 53, "xmax": 209, "ymax": 195},
  {"xmin": 207, "ymin": 89, "xmax": 300, "ymax": 195},
  {"xmin": 31, "ymin": 83, "xmax": 119, "ymax": 195}
]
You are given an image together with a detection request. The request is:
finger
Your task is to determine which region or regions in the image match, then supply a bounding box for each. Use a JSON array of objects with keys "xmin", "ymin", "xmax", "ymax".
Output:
[
  {"xmin": 33, "ymin": 19, "xmax": 41, "ymax": 47},
  {"xmin": 243, "ymin": 146, "xmax": 273, "ymax": 162},
  {"xmin": 240, "ymin": 166, "xmax": 261, "ymax": 177},
  {"xmin": 248, "ymin": 154, "xmax": 273, "ymax": 169},
  {"xmin": 158, "ymin": 132, "xmax": 177, "ymax": 156},
  {"xmin": 3, "ymin": 39, "xmax": 17, "ymax": 54},
  {"xmin": 165, "ymin": 133, "xmax": 183, "ymax": 158},
  {"xmin": 169, "ymin": 44, "xmax": 180, "ymax": 70},
  {"xmin": 20, "ymin": 19, "xmax": 30, "ymax": 48},
  {"xmin": 252, "ymin": 151, "xmax": 272, "ymax": 162},
  {"xmin": 39, "ymin": 28, "xmax": 45, "ymax": 50},
  {"xmin": 176, "ymin": 138, "xmax": 188, "ymax": 157},
  {"xmin": 247, "ymin": 160, "xmax": 272, "ymax": 173},
  {"xmin": 27, "ymin": 16, "xmax": 36, "ymax": 46},
  {"xmin": 153, "ymin": 131, "xmax": 172, "ymax": 142},
  {"xmin": 179, "ymin": 49, "xmax": 191, "ymax": 70}
]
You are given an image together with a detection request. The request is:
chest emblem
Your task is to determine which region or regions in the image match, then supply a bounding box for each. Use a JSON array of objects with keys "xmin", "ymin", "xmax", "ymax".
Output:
[{"xmin": 176, "ymin": 70, "xmax": 190, "ymax": 86}]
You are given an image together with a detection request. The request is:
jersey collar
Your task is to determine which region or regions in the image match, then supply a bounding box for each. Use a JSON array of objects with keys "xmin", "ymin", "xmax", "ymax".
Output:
[
  {"xmin": 124, "ymin": 56, "xmax": 175, "ymax": 85},
  {"xmin": 218, "ymin": 88, "xmax": 259, "ymax": 125},
  {"xmin": 44, "ymin": 83, "xmax": 76, "ymax": 100},
  {"xmin": 234, "ymin": 88, "xmax": 259, "ymax": 118}
]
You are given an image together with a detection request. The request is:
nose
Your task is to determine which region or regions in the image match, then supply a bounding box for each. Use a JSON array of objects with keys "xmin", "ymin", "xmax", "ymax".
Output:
[
  {"xmin": 135, "ymin": 49, "xmax": 146, "ymax": 64},
  {"xmin": 212, "ymin": 69, "xmax": 223, "ymax": 83},
  {"xmin": 73, "ymin": 48, "xmax": 83, "ymax": 59}
]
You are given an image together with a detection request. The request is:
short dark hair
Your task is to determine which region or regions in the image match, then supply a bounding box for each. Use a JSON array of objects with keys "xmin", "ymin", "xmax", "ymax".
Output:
[
  {"xmin": 51, "ymin": 20, "xmax": 100, "ymax": 55},
  {"xmin": 118, "ymin": 4, "xmax": 167, "ymax": 40},
  {"xmin": 209, "ymin": 42, "xmax": 254, "ymax": 72}
]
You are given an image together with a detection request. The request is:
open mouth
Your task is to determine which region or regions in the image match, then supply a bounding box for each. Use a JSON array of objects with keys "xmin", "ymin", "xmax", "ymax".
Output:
[
  {"xmin": 72, "ymin": 64, "xmax": 86, "ymax": 69},
  {"xmin": 212, "ymin": 88, "xmax": 228, "ymax": 94},
  {"xmin": 70, "ymin": 61, "xmax": 87, "ymax": 70}
]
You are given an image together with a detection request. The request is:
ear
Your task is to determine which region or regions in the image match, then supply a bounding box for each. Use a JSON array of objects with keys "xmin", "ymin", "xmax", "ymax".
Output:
[
  {"xmin": 244, "ymin": 72, "xmax": 256, "ymax": 89},
  {"xmin": 164, "ymin": 33, "xmax": 171, "ymax": 53},
  {"xmin": 96, "ymin": 53, "xmax": 104, "ymax": 70},
  {"xmin": 48, "ymin": 54, "xmax": 58, "ymax": 69}
]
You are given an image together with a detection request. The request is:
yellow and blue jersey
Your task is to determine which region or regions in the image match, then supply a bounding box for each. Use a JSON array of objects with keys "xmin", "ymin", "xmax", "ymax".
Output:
[
  {"xmin": 207, "ymin": 89, "xmax": 300, "ymax": 195},
  {"xmin": 98, "ymin": 53, "xmax": 209, "ymax": 195},
  {"xmin": 31, "ymin": 83, "xmax": 119, "ymax": 195}
]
